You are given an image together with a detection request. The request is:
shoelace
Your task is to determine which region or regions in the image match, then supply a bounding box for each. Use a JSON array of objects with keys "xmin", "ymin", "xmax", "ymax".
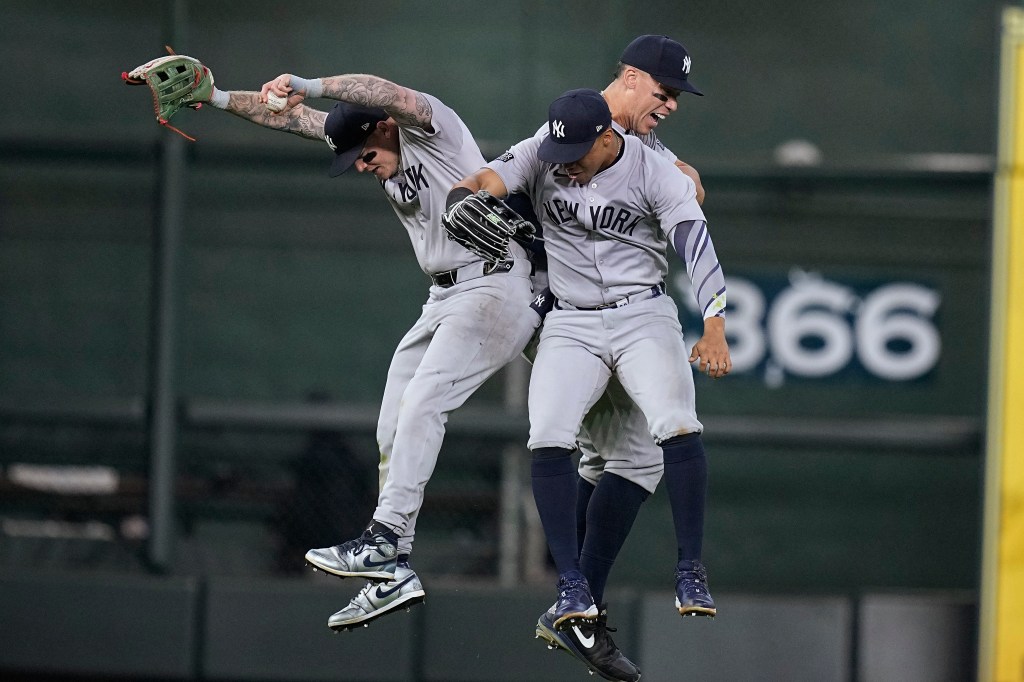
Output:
[
  {"xmin": 355, "ymin": 580, "xmax": 375, "ymax": 600},
  {"xmin": 334, "ymin": 532, "xmax": 373, "ymax": 555},
  {"xmin": 677, "ymin": 575, "xmax": 709, "ymax": 592},
  {"xmin": 676, "ymin": 563, "xmax": 709, "ymax": 582},
  {"xmin": 558, "ymin": 578, "xmax": 588, "ymax": 599},
  {"xmin": 676, "ymin": 564, "xmax": 711, "ymax": 598}
]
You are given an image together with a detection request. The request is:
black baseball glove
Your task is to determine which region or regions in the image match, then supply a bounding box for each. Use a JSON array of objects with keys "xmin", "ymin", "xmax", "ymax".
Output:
[{"xmin": 441, "ymin": 190, "xmax": 536, "ymax": 263}]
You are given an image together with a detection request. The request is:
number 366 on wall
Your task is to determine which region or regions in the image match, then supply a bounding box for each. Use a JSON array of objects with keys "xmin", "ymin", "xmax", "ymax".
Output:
[{"xmin": 675, "ymin": 269, "xmax": 942, "ymax": 386}]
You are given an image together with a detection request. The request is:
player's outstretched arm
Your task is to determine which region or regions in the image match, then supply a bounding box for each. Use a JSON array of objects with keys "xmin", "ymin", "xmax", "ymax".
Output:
[
  {"xmin": 216, "ymin": 91, "xmax": 327, "ymax": 140},
  {"xmin": 450, "ymin": 168, "xmax": 510, "ymax": 199},
  {"xmin": 260, "ymin": 73, "xmax": 433, "ymax": 131}
]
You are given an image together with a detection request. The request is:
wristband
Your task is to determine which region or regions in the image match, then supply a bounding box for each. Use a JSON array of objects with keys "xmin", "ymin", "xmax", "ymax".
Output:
[
  {"xmin": 208, "ymin": 87, "xmax": 230, "ymax": 109},
  {"xmin": 446, "ymin": 187, "xmax": 473, "ymax": 210},
  {"xmin": 287, "ymin": 76, "xmax": 323, "ymax": 98}
]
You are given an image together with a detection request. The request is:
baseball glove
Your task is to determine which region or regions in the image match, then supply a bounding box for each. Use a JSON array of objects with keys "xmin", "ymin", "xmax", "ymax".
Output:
[
  {"xmin": 123, "ymin": 47, "xmax": 214, "ymax": 141},
  {"xmin": 441, "ymin": 190, "xmax": 536, "ymax": 263}
]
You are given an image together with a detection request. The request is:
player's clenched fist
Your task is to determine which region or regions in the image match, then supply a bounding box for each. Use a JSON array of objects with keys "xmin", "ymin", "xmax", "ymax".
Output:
[
  {"xmin": 259, "ymin": 73, "xmax": 315, "ymax": 113},
  {"xmin": 689, "ymin": 317, "xmax": 731, "ymax": 379}
]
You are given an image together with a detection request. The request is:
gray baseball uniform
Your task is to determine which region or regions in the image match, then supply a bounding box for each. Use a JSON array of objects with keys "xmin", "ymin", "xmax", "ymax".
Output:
[
  {"xmin": 574, "ymin": 119, "xmax": 681, "ymax": 493},
  {"xmin": 370, "ymin": 93, "xmax": 539, "ymax": 554},
  {"xmin": 487, "ymin": 132, "xmax": 725, "ymax": 450},
  {"xmin": 527, "ymin": 119, "xmax": 693, "ymax": 492}
]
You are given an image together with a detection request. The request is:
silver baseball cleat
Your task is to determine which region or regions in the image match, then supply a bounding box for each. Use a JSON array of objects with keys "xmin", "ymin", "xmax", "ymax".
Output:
[{"xmin": 328, "ymin": 563, "xmax": 426, "ymax": 632}]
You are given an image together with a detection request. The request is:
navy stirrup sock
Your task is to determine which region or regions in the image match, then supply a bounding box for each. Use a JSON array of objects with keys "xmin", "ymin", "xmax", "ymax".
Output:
[
  {"xmin": 661, "ymin": 433, "xmax": 708, "ymax": 563},
  {"xmin": 531, "ymin": 447, "xmax": 580, "ymax": 575},
  {"xmin": 580, "ymin": 472, "xmax": 649, "ymax": 605},
  {"xmin": 575, "ymin": 475, "xmax": 596, "ymax": 556}
]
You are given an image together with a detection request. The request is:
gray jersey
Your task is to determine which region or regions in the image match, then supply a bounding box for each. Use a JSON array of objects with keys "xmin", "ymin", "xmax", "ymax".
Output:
[
  {"xmin": 488, "ymin": 134, "xmax": 704, "ymax": 309},
  {"xmin": 379, "ymin": 92, "xmax": 528, "ymax": 275}
]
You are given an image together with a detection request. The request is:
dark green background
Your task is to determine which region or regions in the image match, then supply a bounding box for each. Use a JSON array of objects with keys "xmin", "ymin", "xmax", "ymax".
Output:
[{"xmin": 0, "ymin": 0, "xmax": 998, "ymax": 596}]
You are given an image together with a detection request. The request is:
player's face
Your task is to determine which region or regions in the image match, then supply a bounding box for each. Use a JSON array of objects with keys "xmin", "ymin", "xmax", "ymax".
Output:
[
  {"xmin": 352, "ymin": 129, "xmax": 402, "ymax": 180},
  {"xmin": 630, "ymin": 71, "xmax": 680, "ymax": 135},
  {"xmin": 559, "ymin": 131, "xmax": 619, "ymax": 185}
]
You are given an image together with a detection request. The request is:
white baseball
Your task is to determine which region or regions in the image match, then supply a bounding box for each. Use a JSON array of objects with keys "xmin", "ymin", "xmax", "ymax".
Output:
[{"xmin": 266, "ymin": 92, "xmax": 288, "ymax": 113}]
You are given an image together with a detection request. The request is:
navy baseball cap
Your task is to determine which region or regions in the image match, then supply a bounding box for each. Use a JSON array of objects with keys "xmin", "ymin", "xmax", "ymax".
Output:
[
  {"xmin": 537, "ymin": 89, "xmax": 613, "ymax": 164},
  {"xmin": 620, "ymin": 34, "xmax": 703, "ymax": 96},
  {"xmin": 324, "ymin": 102, "xmax": 388, "ymax": 177}
]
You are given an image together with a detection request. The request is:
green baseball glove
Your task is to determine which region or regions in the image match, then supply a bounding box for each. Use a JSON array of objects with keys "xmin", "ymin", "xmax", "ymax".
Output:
[{"xmin": 123, "ymin": 49, "xmax": 214, "ymax": 140}]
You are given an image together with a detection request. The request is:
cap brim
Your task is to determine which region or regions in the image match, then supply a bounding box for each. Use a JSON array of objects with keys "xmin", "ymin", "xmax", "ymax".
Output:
[
  {"xmin": 328, "ymin": 144, "xmax": 364, "ymax": 177},
  {"xmin": 537, "ymin": 136, "xmax": 598, "ymax": 164},
  {"xmin": 652, "ymin": 74, "xmax": 704, "ymax": 96},
  {"xmin": 681, "ymin": 80, "xmax": 704, "ymax": 97}
]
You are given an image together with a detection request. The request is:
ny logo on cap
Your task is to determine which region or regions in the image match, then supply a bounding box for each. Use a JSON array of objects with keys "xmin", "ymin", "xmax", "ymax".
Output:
[
  {"xmin": 551, "ymin": 120, "xmax": 565, "ymax": 138},
  {"xmin": 325, "ymin": 134, "xmax": 338, "ymax": 152},
  {"xmin": 682, "ymin": 56, "xmax": 691, "ymax": 74}
]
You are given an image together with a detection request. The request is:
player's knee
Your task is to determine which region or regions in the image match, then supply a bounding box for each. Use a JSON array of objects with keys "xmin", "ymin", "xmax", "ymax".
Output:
[
  {"xmin": 376, "ymin": 434, "xmax": 394, "ymax": 458},
  {"xmin": 648, "ymin": 410, "xmax": 701, "ymax": 443},
  {"xmin": 376, "ymin": 416, "xmax": 398, "ymax": 455},
  {"xmin": 527, "ymin": 418, "xmax": 578, "ymax": 452},
  {"xmin": 528, "ymin": 409, "xmax": 582, "ymax": 451}
]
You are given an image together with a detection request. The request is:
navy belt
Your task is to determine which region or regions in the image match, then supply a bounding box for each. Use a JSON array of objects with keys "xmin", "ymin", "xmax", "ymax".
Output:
[
  {"xmin": 556, "ymin": 283, "xmax": 665, "ymax": 311},
  {"xmin": 430, "ymin": 259, "xmax": 515, "ymax": 288}
]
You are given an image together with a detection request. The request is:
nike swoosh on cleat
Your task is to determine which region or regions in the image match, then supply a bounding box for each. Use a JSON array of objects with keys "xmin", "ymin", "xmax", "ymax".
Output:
[
  {"xmin": 375, "ymin": 576, "xmax": 415, "ymax": 599},
  {"xmin": 572, "ymin": 626, "xmax": 596, "ymax": 649},
  {"xmin": 362, "ymin": 555, "xmax": 395, "ymax": 568}
]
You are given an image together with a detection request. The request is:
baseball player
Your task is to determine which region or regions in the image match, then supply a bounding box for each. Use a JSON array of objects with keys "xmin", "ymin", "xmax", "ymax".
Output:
[
  {"xmin": 450, "ymin": 88, "xmax": 730, "ymax": 680},
  {"xmin": 517, "ymin": 36, "xmax": 714, "ymax": 678},
  {"xmin": 568, "ymin": 34, "xmax": 712, "ymax": 624},
  {"xmin": 603, "ymin": 34, "xmax": 706, "ymax": 204},
  {"xmin": 522, "ymin": 35, "xmax": 715, "ymax": 680},
  {"xmin": 190, "ymin": 69, "xmax": 541, "ymax": 628}
]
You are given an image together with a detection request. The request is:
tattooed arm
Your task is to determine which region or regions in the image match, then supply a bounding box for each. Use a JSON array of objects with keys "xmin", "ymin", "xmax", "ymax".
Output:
[
  {"xmin": 260, "ymin": 73, "xmax": 434, "ymax": 132},
  {"xmin": 220, "ymin": 91, "xmax": 327, "ymax": 140}
]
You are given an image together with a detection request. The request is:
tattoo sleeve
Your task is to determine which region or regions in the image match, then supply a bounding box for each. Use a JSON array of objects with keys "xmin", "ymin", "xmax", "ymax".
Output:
[
  {"xmin": 318, "ymin": 74, "xmax": 433, "ymax": 130},
  {"xmin": 224, "ymin": 91, "xmax": 327, "ymax": 141}
]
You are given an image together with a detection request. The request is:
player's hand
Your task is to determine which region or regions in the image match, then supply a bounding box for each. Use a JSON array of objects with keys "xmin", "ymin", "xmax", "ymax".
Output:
[
  {"xmin": 259, "ymin": 74, "xmax": 305, "ymax": 109},
  {"xmin": 689, "ymin": 316, "xmax": 731, "ymax": 379}
]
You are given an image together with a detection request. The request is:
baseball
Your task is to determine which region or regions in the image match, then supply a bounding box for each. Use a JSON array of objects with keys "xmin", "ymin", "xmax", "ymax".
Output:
[{"xmin": 266, "ymin": 92, "xmax": 288, "ymax": 113}]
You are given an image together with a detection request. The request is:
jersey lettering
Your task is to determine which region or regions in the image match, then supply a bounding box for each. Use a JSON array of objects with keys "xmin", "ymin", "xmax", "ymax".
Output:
[
  {"xmin": 404, "ymin": 163, "xmax": 430, "ymax": 192},
  {"xmin": 395, "ymin": 178, "xmax": 418, "ymax": 203},
  {"xmin": 542, "ymin": 198, "xmax": 580, "ymax": 225},
  {"xmin": 588, "ymin": 205, "xmax": 643, "ymax": 235}
]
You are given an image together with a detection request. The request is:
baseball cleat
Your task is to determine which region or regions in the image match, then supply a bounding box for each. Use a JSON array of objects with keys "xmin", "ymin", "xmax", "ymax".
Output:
[
  {"xmin": 675, "ymin": 559, "xmax": 716, "ymax": 618},
  {"xmin": 305, "ymin": 523, "xmax": 399, "ymax": 582},
  {"xmin": 552, "ymin": 572, "xmax": 599, "ymax": 629},
  {"xmin": 535, "ymin": 604, "xmax": 641, "ymax": 681},
  {"xmin": 327, "ymin": 563, "xmax": 426, "ymax": 632}
]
